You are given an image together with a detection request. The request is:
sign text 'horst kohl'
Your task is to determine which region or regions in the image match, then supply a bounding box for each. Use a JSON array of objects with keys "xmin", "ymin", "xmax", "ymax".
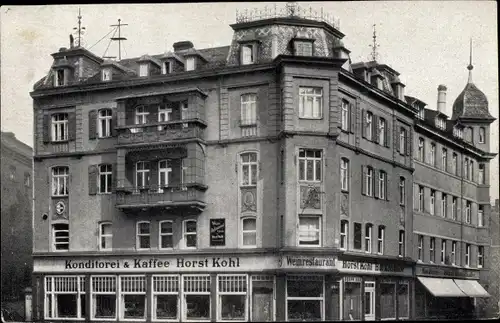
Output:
[
  {"xmin": 65, "ymin": 257, "xmax": 241, "ymax": 270},
  {"xmin": 340, "ymin": 260, "xmax": 405, "ymax": 273}
]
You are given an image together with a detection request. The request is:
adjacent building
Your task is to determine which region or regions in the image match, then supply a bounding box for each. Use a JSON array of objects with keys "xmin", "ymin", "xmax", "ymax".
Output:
[
  {"xmin": 29, "ymin": 4, "xmax": 496, "ymax": 322},
  {"xmin": 1, "ymin": 131, "xmax": 33, "ymax": 301}
]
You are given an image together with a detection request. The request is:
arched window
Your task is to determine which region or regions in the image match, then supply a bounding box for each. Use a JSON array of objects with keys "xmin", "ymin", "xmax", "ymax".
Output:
[{"xmin": 241, "ymin": 217, "xmax": 257, "ymax": 247}]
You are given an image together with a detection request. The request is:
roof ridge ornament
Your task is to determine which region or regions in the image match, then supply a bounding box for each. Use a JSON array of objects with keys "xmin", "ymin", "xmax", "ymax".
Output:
[
  {"xmin": 467, "ymin": 38, "xmax": 473, "ymax": 84},
  {"xmin": 369, "ymin": 24, "xmax": 380, "ymax": 62}
]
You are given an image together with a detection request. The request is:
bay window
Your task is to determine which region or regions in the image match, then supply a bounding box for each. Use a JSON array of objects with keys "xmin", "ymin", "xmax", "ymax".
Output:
[
  {"xmin": 218, "ymin": 275, "xmax": 248, "ymax": 321},
  {"xmin": 298, "ymin": 215, "xmax": 321, "ymax": 246},
  {"xmin": 153, "ymin": 275, "xmax": 179, "ymax": 321},
  {"xmin": 45, "ymin": 276, "xmax": 86, "ymax": 319},
  {"xmin": 298, "ymin": 87, "xmax": 322, "ymax": 119},
  {"xmin": 478, "ymin": 164, "xmax": 485, "ymax": 184},
  {"xmin": 286, "ymin": 275, "xmax": 324, "ymax": 321},
  {"xmin": 183, "ymin": 275, "xmax": 211, "ymax": 321}
]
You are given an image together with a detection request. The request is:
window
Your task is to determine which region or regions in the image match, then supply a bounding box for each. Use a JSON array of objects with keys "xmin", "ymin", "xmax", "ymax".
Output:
[
  {"xmin": 441, "ymin": 148, "xmax": 447, "ymax": 170},
  {"xmin": 469, "ymin": 160, "xmax": 474, "ymax": 181},
  {"xmin": 298, "ymin": 149, "xmax": 322, "ymax": 182},
  {"xmin": 399, "ymin": 128, "xmax": 406, "ymax": 154},
  {"xmin": 365, "ymin": 224, "xmax": 372, "ymax": 253},
  {"xmin": 451, "ymin": 241, "xmax": 457, "ymax": 265},
  {"xmin": 218, "ymin": 275, "xmax": 248, "ymax": 321},
  {"xmin": 241, "ymin": 217, "xmax": 257, "ymax": 247},
  {"xmin": 465, "ymin": 201, "xmax": 471, "ymax": 224},
  {"xmin": 436, "ymin": 117, "xmax": 446, "ymax": 130},
  {"xmin": 378, "ymin": 171, "xmax": 386, "ymax": 200},
  {"xmin": 159, "ymin": 221, "xmax": 173, "ymax": 249},
  {"xmin": 240, "ymin": 94, "xmax": 257, "ymax": 126},
  {"xmin": 340, "ymin": 220, "xmax": 348, "ymax": 250},
  {"xmin": 466, "ymin": 126, "xmax": 473, "ymax": 142},
  {"xmin": 378, "ymin": 118, "xmax": 386, "ymax": 145},
  {"xmin": 430, "ymin": 190, "xmax": 436, "ymax": 215},
  {"xmin": 157, "ymin": 160, "xmax": 172, "ymax": 192},
  {"xmin": 417, "ymin": 235, "xmax": 423, "ymax": 261},
  {"xmin": 181, "ymin": 159, "xmax": 188, "ymax": 187},
  {"xmin": 183, "ymin": 220, "xmax": 197, "ymax": 248},
  {"xmin": 399, "ymin": 177, "xmax": 405, "ymax": 206},
  {"xmin": 478, "ymin": 164, "xmax": 485, "ymax": 184},
  {"xmin": 139, "ymin": 64, "xmax": 149, "ymax": 77},
  {"xmin": 241, "ymin": 44, "xmax": 254, "ymax": 64},
  {"xmin": 340, "ymin": 158, "xmax": 349, "ymax": 191},
  {"xmin": 162, "ymin": 61, "xmax": 171, "ymax": 75},
  {"xmin": 45, "ymin": 276, "xmax": 86, "ymax": 319},
  {"xmin": 478, "ymin": 246, "xmax": 484, "ymax": 268},
  {"xmin": 24, "ymin": 172, "xmax": 31, "ymax": 187},
  {"xmin": 153, "ymin": 275, "xmax": 179, "ymax": 321},
  {"xmin": 452, "ymin": 153, "xmax": 458, "ymax": 175},
  {"xmin": 51, "ymin": 113, "xmax": 69, "ymax": 142},
  {"xmin": 377, "ymin": 226, "xmax": 385, "ymax": 254},
  {"xmin": 365, "ymin": 167, "xmax": 374, "ymax": 196},
  {"xmin": 365, "ymin": 112, "xmax": 373, "ymax": 140},
  {"xmin": 418, "ymin": 185, "xmax": 424, "ymax": 212},
  {"xmin": 298, "ymin": 215, "xmax": 321, "ymax": 246},
  {"xmin": 158, "ymin": 105, "xmax": 172, "ymax": 123},
  {"xmin": 353, "ymin": 222, "xmax": 362, "ymax": 250},
  {"xmin": 464, "ymin": 158, "xmax": 469, "ymax": 179},
  {"xmin": 55, "ymin": 69, "xmax": 65, "ymax": 86},
  {"xmin": 120, "ymin": 276, "xmax": 146, "ymax": 320},
  {"xmin": 183, "ymin": 275, "xmax": 211, "ymax": 320},
  {"xmin": 298, "ymin": 87, "xmax": 322, "ymax": 119},
  {"xmin": 97, "ymin": 109, "xmax": 112, "ymax": 138},
  {"xmin": 99, "ymin": 222, "xmax": 112, "ymax": 251},
  {"xmin": 454, "ymin": 126, "xmax": 463, "ymax": 139},
  {"xmin": 286, "ymin": 275, "xmax": 324, "ymax": 321},
  {"xmin": 134, "ymin": 106, "xmax": 149, "ymax": 125},
  {"xmin": 341, "ymin": 100, "xmax": 349, "ymax": 131},
  {"xmin": 417, "ymin": 138, "xmax": 424, "ymax": 161},
  {"xmin": 441, "ymin": 240, "xmax": 447, "ymax": 263},
  {"xmin": 102, "ymin": 68, "xmax": 111, "ymax": 81},
  {"xmin": 185, "ymin": 57, "xmax": 195, "ymax": 71},
  {"xmin": 294, "ymin": 40, "xmax": 313, "ymax": 56},
  {"xmin": 53, "ymin": 223, "xmax": 69, "ymax": 251},
  {"xmin": 8, "ymin": 165, "xmax": 16, "ymax": 180},
  {"xmin": 398, "ymin": 230, "xmax": 405, "ymax": 257},
  {"xmin": 441, "ymin": 193, "xmax": 447, "ymax": 218},
  {"xmin": 430, "ymin": 143, "xmax": 436, "ymax": 166},
  {"xmin": 98, "ymin": 164, "xmax": 112, "ymax": 194},
  {"xmin": 135, "ymin": 161, "xmax": 150, "ymax": 189},
  {"xmin": 136, "ymin": 221, "xmax": 150, "ymax": 249},
  {"xmin": 52, "ymin": 166, "xmax": 69, "ymax": 197},
  {"xmin": 417, "ymin": 106, "xmax": 424, "ymax": 120},
  {"xmin": 478, "ymin": 205, "xmax": 484, "ymax": 227},
  {"xmin": 240, "ymin": 152, "xmax": 258, "ymax": 186},
  {"xmin": 465, "ymin": 244, "xmax": 471, "ymax": 267},
  {"xmin": 451, "ymin": 197, "xmax": 457, "ymax": 220},
  {"xmin": 91, "ymin": 276, "xmax": 117, "ymax": 319},
  {"xmin": 181, "ymin": 101, "xmax": 189, "ymax": 128},
  {"xmin": 479, "ymin": 127, "xmax": 485, "ymax": 143},
  {"xmin": 429, "ymin": 238, "xmax": 435, "ymax": 263}
]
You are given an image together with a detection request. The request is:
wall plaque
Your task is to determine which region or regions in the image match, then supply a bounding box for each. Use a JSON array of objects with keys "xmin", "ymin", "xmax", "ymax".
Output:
[{"xmin": 210, "ymin": 218, "xmax": 226, "ymax": 246}]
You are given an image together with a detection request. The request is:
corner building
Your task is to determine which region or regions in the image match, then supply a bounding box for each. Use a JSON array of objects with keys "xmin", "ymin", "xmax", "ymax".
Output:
[{"xmin": 30, "ymin": 4, "xmax": 494, "ymax": 322}]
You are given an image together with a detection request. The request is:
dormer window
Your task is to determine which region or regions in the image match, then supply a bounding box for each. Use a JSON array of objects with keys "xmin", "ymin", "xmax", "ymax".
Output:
[
  {"xmin": 417, "ymin": 107, "xmax": 425, "ymax": 120},
  {"xmin": 241, "ymin": 44, "xmax": 255, "ymax": 65},
  {"xmin": 436, "ymin": 117, "xmax": 446, "ymax": 130},
  {"xmin": 162, "ymin": 61, "xmax": 171, "ymax": 74},
  {"xmin": 453, "ymin": 126, "xmax": 463, "ymax": 139},
  {"xmin": 185, "ymin": 57, "xmax": 195, "ymax": 71},
  {"xmin": 54, "ymin": 69, "xmax": 65, "ymax": 87},
  {"xmin": 102, "ymin": 68, "xmax": 112, "ymax": 81},
  {"xmin": 139, "ymin": 63, "xmax": 149, "ymax": 77},
  {"xmin": 294, "ymin": 40, "xmax": 313, "ymax": 56}
]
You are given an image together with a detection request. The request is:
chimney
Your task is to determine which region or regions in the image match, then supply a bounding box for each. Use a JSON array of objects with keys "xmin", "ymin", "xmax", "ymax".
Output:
[
  {"xmin": 173, "ymin": 41, "xmax": 194, "ymax": 52},
  {"xmin": 437, "ymin": 85, "xmax": 447, "ymax": 113}
]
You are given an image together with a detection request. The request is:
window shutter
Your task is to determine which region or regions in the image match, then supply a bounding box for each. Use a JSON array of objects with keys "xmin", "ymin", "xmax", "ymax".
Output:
[
  {"xmin": 89, "ymin": 165, "xmax": 98, "ymax": 195},
  {"xmin": 362, "ymin": 110, "xmax": 367, "ymax": 138},
  {"xmin": 374, "ymin": 169, "xmax": 379, "ymax": 198},
  {"xmin": 43, "ymin": 114, "xmax": 50, "ymax": 143},
  {"xmin": 150, "ymin": 162, "xmax": 158, "ymax": 189},
  {"xmin": 112, "ymin": 163, "xmax": 117, "ymax": 192},
  {"xmin": 361, "ymin": 165, "xmax": 366, "ymax": 195},
  {"xmin": 111, "ymin": 109, "xmax": 117, "ymax": 136},
  {"xmin": 349, "ymin": 103, "xmax": 355, "ymax": 134},
  {"xmin": 406, "ymin": 129, "xmax": 411, "ymax": 156},
  {"xmin": 89, "ymin": 110, "xmax": 97, "ymax": 140},
  {"xmin": 385, "ymin": 121, "xmax": 390, "ymax": 147},
  {"xmin": 68, "ymin": 112, "xmax": 76, "ymax": 141},
  {"xmin": 373, "ymin": 115, "xmax": 379, "ymax": 143}
]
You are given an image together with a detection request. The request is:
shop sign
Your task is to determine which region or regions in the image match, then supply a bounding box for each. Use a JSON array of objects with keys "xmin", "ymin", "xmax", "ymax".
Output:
[
  {"xmin": 34, "ymin": 255, "xmax": 279, "ymax": 273},
  {"xmin": 210, "ymin": 218, "xmax": 225, "ymax": 246},
  {"xmin": 278, "ymin": 255, "xmax": 336, "ymax": 269},
  {"xmin": 337, "ymin": 259, "xmax": 411, "ymax": 276},
  {"xmin": 416, "ymin": 265, "xmax": 479, "ymax": 279}
]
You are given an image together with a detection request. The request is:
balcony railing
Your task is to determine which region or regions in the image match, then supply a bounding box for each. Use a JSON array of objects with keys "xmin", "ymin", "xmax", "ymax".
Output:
[
  {"xmin": 117, "ymin": 120, "xmax": 205, "ymax": 146},
  {"xmin": 116, "ymin": 184, "xmax": 206, "ymax": 211}
]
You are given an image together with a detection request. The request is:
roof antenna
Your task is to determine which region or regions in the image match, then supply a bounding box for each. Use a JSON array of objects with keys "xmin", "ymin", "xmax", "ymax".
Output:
[
  {"xmin": 369, "ymin": 24, "xmax": 380, "ymax": 61},
  {"xmin": 72, "ymin": 7, "xmax": 86, "ymax": 47},
  {"xmin": 110, "ymin": 18, "xmax": 128, "ymax": 61},
  {"xmin": 467, "ymin": 38, "xmax": 473, "ymax": 83}
]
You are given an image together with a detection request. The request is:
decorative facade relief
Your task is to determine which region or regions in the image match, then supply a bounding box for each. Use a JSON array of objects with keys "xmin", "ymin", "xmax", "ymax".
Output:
[
  {"xmin": 299, "ymin": 184, "xmax": 322, "ymax": 210},
  {"xmin": 241, "ymin": 187, "xmax": 257, "ymax": 213},
  {"xmin": 340, "ymin": 192, "xmax": 349, "ymax": 216}
]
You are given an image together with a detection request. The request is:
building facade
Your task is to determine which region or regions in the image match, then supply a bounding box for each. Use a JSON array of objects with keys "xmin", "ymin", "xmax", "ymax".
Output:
[
  {"xmin": 30, "ymin": 4, "xmax": 495, "ymax": 322},
  {"xmin": 1, "ymin": 131, "xmax": 33, "ymax": 301}
]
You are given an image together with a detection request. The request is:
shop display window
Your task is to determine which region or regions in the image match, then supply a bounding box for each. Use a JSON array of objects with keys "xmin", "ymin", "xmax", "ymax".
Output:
[
  {"xmin": 287, "ymin": 275, "xmax": 324, "ymax": 321},
  {"xmin": 183, "ymin": 275, "xmax": 211, "ymax": 321},
  {"xmin": 45, "ymin": 276, "xmax": 86, "ymax": 319},
  {"xmin": 92, "ymin": 276, "xmax": 117, "ymax": 320},
  {"xmin": 218, "ymin": 275, "xmax": 248, "ymax": 321},
  {"xmin": 153, "ymin": 275, "xmax": 180, "ymax": 321},
  {"xmin": 120, "ymin": 276, "xmax": 146, "ymax": 320}
]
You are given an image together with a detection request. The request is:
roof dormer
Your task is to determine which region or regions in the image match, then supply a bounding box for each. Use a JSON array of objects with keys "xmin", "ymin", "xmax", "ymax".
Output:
[
  {"xmin": 183, "ymin": 50, "xmax": 208, "ymax": 72},
  {"xmin": 390, "ymin": 76, "xmax": 405, "ymax": 101},
  {"xmin": 51, "ymin": 54, "xmax": 74, "ymax": 87},
  {"xmin": 453, "ymin": 124, "xmax": 464, "ymax": 139},
  {"xmin": 100, "ymin": 60, "xmax": 135, "ymax": 82},
  {"xmin": 137, "ymin": 55, "xmax": 162, "ymax": 77},
  {"xmin": 371, "ymin": 68, "xmax": 384, "ymax": 90},
  {"xmin": 159, "ymin": 51, "xmax": 185, "ymax": 74},
  {"xmin": 291, "ymin": 31, "xmax": 315, "ymax": 57}
]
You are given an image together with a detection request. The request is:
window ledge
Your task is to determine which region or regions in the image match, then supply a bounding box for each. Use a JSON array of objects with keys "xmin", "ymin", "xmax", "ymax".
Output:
[
  {"xmin": 298, "ymin": 117, "xmax": 323, "ymax": 121},
  {"xmin": 51, "ymin": 140, "xmax": 70, "ymax": 144}
]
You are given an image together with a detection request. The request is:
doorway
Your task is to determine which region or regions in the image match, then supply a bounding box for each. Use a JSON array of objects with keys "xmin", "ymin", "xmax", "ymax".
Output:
[{"xmin": 364, "ymin": 281, "xmax": 375, "ymax": 321}]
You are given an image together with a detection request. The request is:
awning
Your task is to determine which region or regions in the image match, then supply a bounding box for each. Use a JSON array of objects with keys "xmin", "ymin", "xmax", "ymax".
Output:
[
  {"xmin": 417, "ymin": 277, "xmax": 467, "ymax": 297},
  {"xmin": 454, "ymin": 279, "xmax": 491, "ymax": 298}
]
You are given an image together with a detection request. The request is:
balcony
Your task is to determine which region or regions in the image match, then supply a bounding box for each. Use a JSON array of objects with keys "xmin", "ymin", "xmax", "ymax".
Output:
[
  {"xmin": 117, "ymin": 120, "xmax": 205, "ymax": 147},
  {"xmin": 116, "ymin": 184, "xmax": 207, "ymax": 212}
]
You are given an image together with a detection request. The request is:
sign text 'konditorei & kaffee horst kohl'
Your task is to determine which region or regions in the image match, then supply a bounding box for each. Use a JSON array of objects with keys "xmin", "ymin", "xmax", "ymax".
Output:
[{"xmin": 64, "ymin": 257, "xmax": 241, "ymax": 270}]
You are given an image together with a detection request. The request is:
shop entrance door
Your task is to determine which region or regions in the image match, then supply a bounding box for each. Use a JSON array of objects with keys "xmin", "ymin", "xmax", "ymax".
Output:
[
  {"xmin": 252, "ymin": 286, "xmax": 273, "ymax": 321},
  {"xmin": 364, "ymin": 281, "xmax": 375, "ymax": 321}
]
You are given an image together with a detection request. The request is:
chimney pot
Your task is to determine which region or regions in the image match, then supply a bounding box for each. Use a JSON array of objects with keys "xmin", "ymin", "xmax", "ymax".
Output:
[{"xmin": 437, "ymin": 84, "xmax": 447, "ymax": 113}]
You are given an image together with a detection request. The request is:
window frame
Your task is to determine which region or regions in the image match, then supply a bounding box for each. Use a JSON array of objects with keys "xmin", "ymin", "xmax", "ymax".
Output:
[
  {"xmin": 441, "ymin": 193, "xmax": 447, "ymax": 218},
  {"xmin": 98, "ymin": 222, "xmax": 112, "ymax": 251},
  {"xmin": 240, "ymin": 152, "xmax": 258, "ymax": 187},
  {"xmin": 298, "ymin": 87, "xmax": 323, "ymax": 119},
  {"xmin": 378, "ymin": 171, "xmax": 386, "ymax": 200},
  {"xmin": 430, "ymin": 190, "xmax": 436, "ymax": 215},
  {"xmin": 441, "ymin": 148, "xmax": 447, "ymax": 171},
  {"xmin": 52, "ymin": 166, "xmax": 69, "ymax": 197},
  {"xmin": 418, "ymin": 185, "xmax": 424, "ymax": 212},
  {"xmin": 366, "ymin": 167, "xmax": 374, "ymax": 197},
  {"xmin": 45, "ymin": 276, "xmax": 86, "ymax": 320},
  {"xmin": 430, "ymin": 237, "xmax": 435, "ymax": 263},
  {"xmin": 285, "ymin": 275, "xmax": 324, "ymax": 321},
  {"xmin": 441, "ymin": 240, "xmax": 447, "ymax": 264},
  {"xmin": 298, "ymin": 149, "xmax": 322, "ymax": 182},
  {"xmin": 378, "ymin": 117, "xmax": 386, "ymax": 145},
  {"xmin": 51, "ymin": 113, "xmax": 69, "ymax": 142},
  {"xmin": 465, "ymin": 244, "xmax": 471, "ymax": 267},
  {"xmin": 478, "ymin": 164, "xmax": 485, "ymax": 184},
  {"xmin": 451, "ymin": 241, "xmax": 457, "ymax": 265},
  {"xmin": 136, "ymin": 221, "xmax": 151, "ymax": 250},
  {"xmin": 451, "ymin": 197, "xmax": 457, "ymax": 220},
  {"xmin": 135, "ymin": 161, "xmax": 150, "ymax": 189},
  {"xmin": 479, "ymin": 127, "xmax": 485, "ymax": 143},
  {"xmin": 52, "ymin": 223, "xmax": 70, "ymax": 252},
  {"xmin": 185, "ymin": 57, "xmax": 196, "ymax": 71},
  {"xmin": 364, "ymin": 224, "xmax": 372, "ymax": 253},
  {"xmin": 98, "ymin": 164, "xmax": 113, "ymax": 194},
  {"xmin": 217, "ymin": 274, "xmax": 249, "ymax": 322},
  {"xmin": 152, "ymin": 274, "xmax": 180, "ymax": 321},
  {"xmin": 298, "ymin": 215, "xmax": 322, "ymax": 247},
  {"xmin": 55, "ymin": 69, "xmax": 65, "ymax": 86},
  {"xmin": 159, "ymin": 220, "xmax": 174, "ymax": 250},
  {"xmin": 399, "ymin": 128, "xmax": 406, "ymax": 154},
  {"xmin": 377, "ymin": 226, "xmax": 385, "ymax": 255},
  {"xmin": 398, "ymin": 230, "xmax": 405, "ymax": 257},
  {"xmin": 119, "ymin": 275, "xmax": 147, "ymax": 321},
  {"xmin": 417, "ymin": 235, "xmax": 423, "ymax": 262},
  {"xmin": 430, "ymin": 143, "xmax": 436, "ymax": 166},
  {"xmin": 418, "ymin": 138, "xmax": 425, "ymax": 161},
  {"xmin": 161, "ymin": 61, "xmax": 171, "ymax": 75},
  {"xmin": 478, "ymin": 246, "xmax": 484, "ymax": 268},
  {"xmin": 240, "ymin": 94, "xmax": 257, "ymax": 126},
  {"xmin": 340, "ymin": 220, "xmax": 348, "ymax": 250},
  {"xmin": 91, "ymin": 275, "xmax": 117, "ymax": 321},
  {"xmin": 182, "ymin": 275, "xmax": 211, "ymax": 322},
  {"xmin": 240, "ymin": 44, "xmax": 255, "ymax": 65},
  {"xmin": 98, "ymin": 109, "xmax": 113, "ymax": 138},
  {"xmin": 134, "ymin": 106, "xmax": 149, "ymax": 125},
  {"xmin": 293, "ymin": 40, "xmax": 314, "ymax": 56},
  {"xmin": 353, "ymin": 222, "xmax": 362, "ymax": 250},
  {"xmin": 340, "ymin": 158, "xmax": 349, "ymax": 192},
  {"xmin": 139, "ymin": 63, "xmax": 149, "ymax": 77},
  {"xmin": 241, "ymin": 217, "xmax": 257, "ymax": 248},
  {"xmin": 158, "ymin": 105, "xmax": 172, "ymax": 123},
  {"xmin": 452, "ymin": 153, "xmax": 458, "ymax": 175},
  {"xmin": 340, "ymin": 100, "xmax": 349, "ymax": 131},
  {"xmin": 478, "ymin": 205, "xmax": 484, "ymax": 227},
  {"xmin": 182, "ymin": 220, "xmax": 197, "ymax": 249},
  {"xmin": 465, "ymin": 201, "xmax": 471, "ymax": 224},
  {"xmin": 399, "ymin": 177, "xmax": 405, "ymax": 206},
  {"xmin": 366, "ymin": 111, "xmax": 373, "ymax": 141}
]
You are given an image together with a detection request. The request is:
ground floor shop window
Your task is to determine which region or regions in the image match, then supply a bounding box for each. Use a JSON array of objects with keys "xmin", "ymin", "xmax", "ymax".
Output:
[
  {"xmin": 45, "ymin": 276, "xmax": 86, "ymax": 319},
  {"xmin": 343, "ymin": 277, "xmax": 362, "ymax": 320},
  {"xmin": 286, "ymin": 275, "xmax": 324, "ymax": 321},
  {"xmin": 183, "ymin": 275, "xmax": 210, "ymax": 321},
  {"xmin": 120, "ymin": 276, "xmax": 146, "ymax": 320},
  {"xmin": 153, "ymin": 275, "xmax": 179, "ymax": 321},
  {"xmin": 92, "ymin": 276, "xmax": 117, "ymax": 319},
  {"xmin": 380, "ymin": 281, "xmax": 396, "ymax": 320},
  {"xmin": 397, "ymin": 281, "xmax": 410, "ymax": 319},
  {"xmin": 218, "ymin": 274, "xmax": 247, "ymax": 321},
  {"xmin": 251, "ymin": 275, "xmax": 275, "ymax": 322}
]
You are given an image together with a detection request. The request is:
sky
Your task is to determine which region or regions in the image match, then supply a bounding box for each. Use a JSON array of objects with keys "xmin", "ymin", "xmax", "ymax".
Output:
[{"xmin": 1, "ymin": 1, "xmax": 498, "ymax": 201}]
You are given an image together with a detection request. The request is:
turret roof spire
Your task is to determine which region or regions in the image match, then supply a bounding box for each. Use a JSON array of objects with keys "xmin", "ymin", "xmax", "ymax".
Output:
[{"xmin": 467, "ymin": 38, "xmax": 473, "ymax": 83}]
